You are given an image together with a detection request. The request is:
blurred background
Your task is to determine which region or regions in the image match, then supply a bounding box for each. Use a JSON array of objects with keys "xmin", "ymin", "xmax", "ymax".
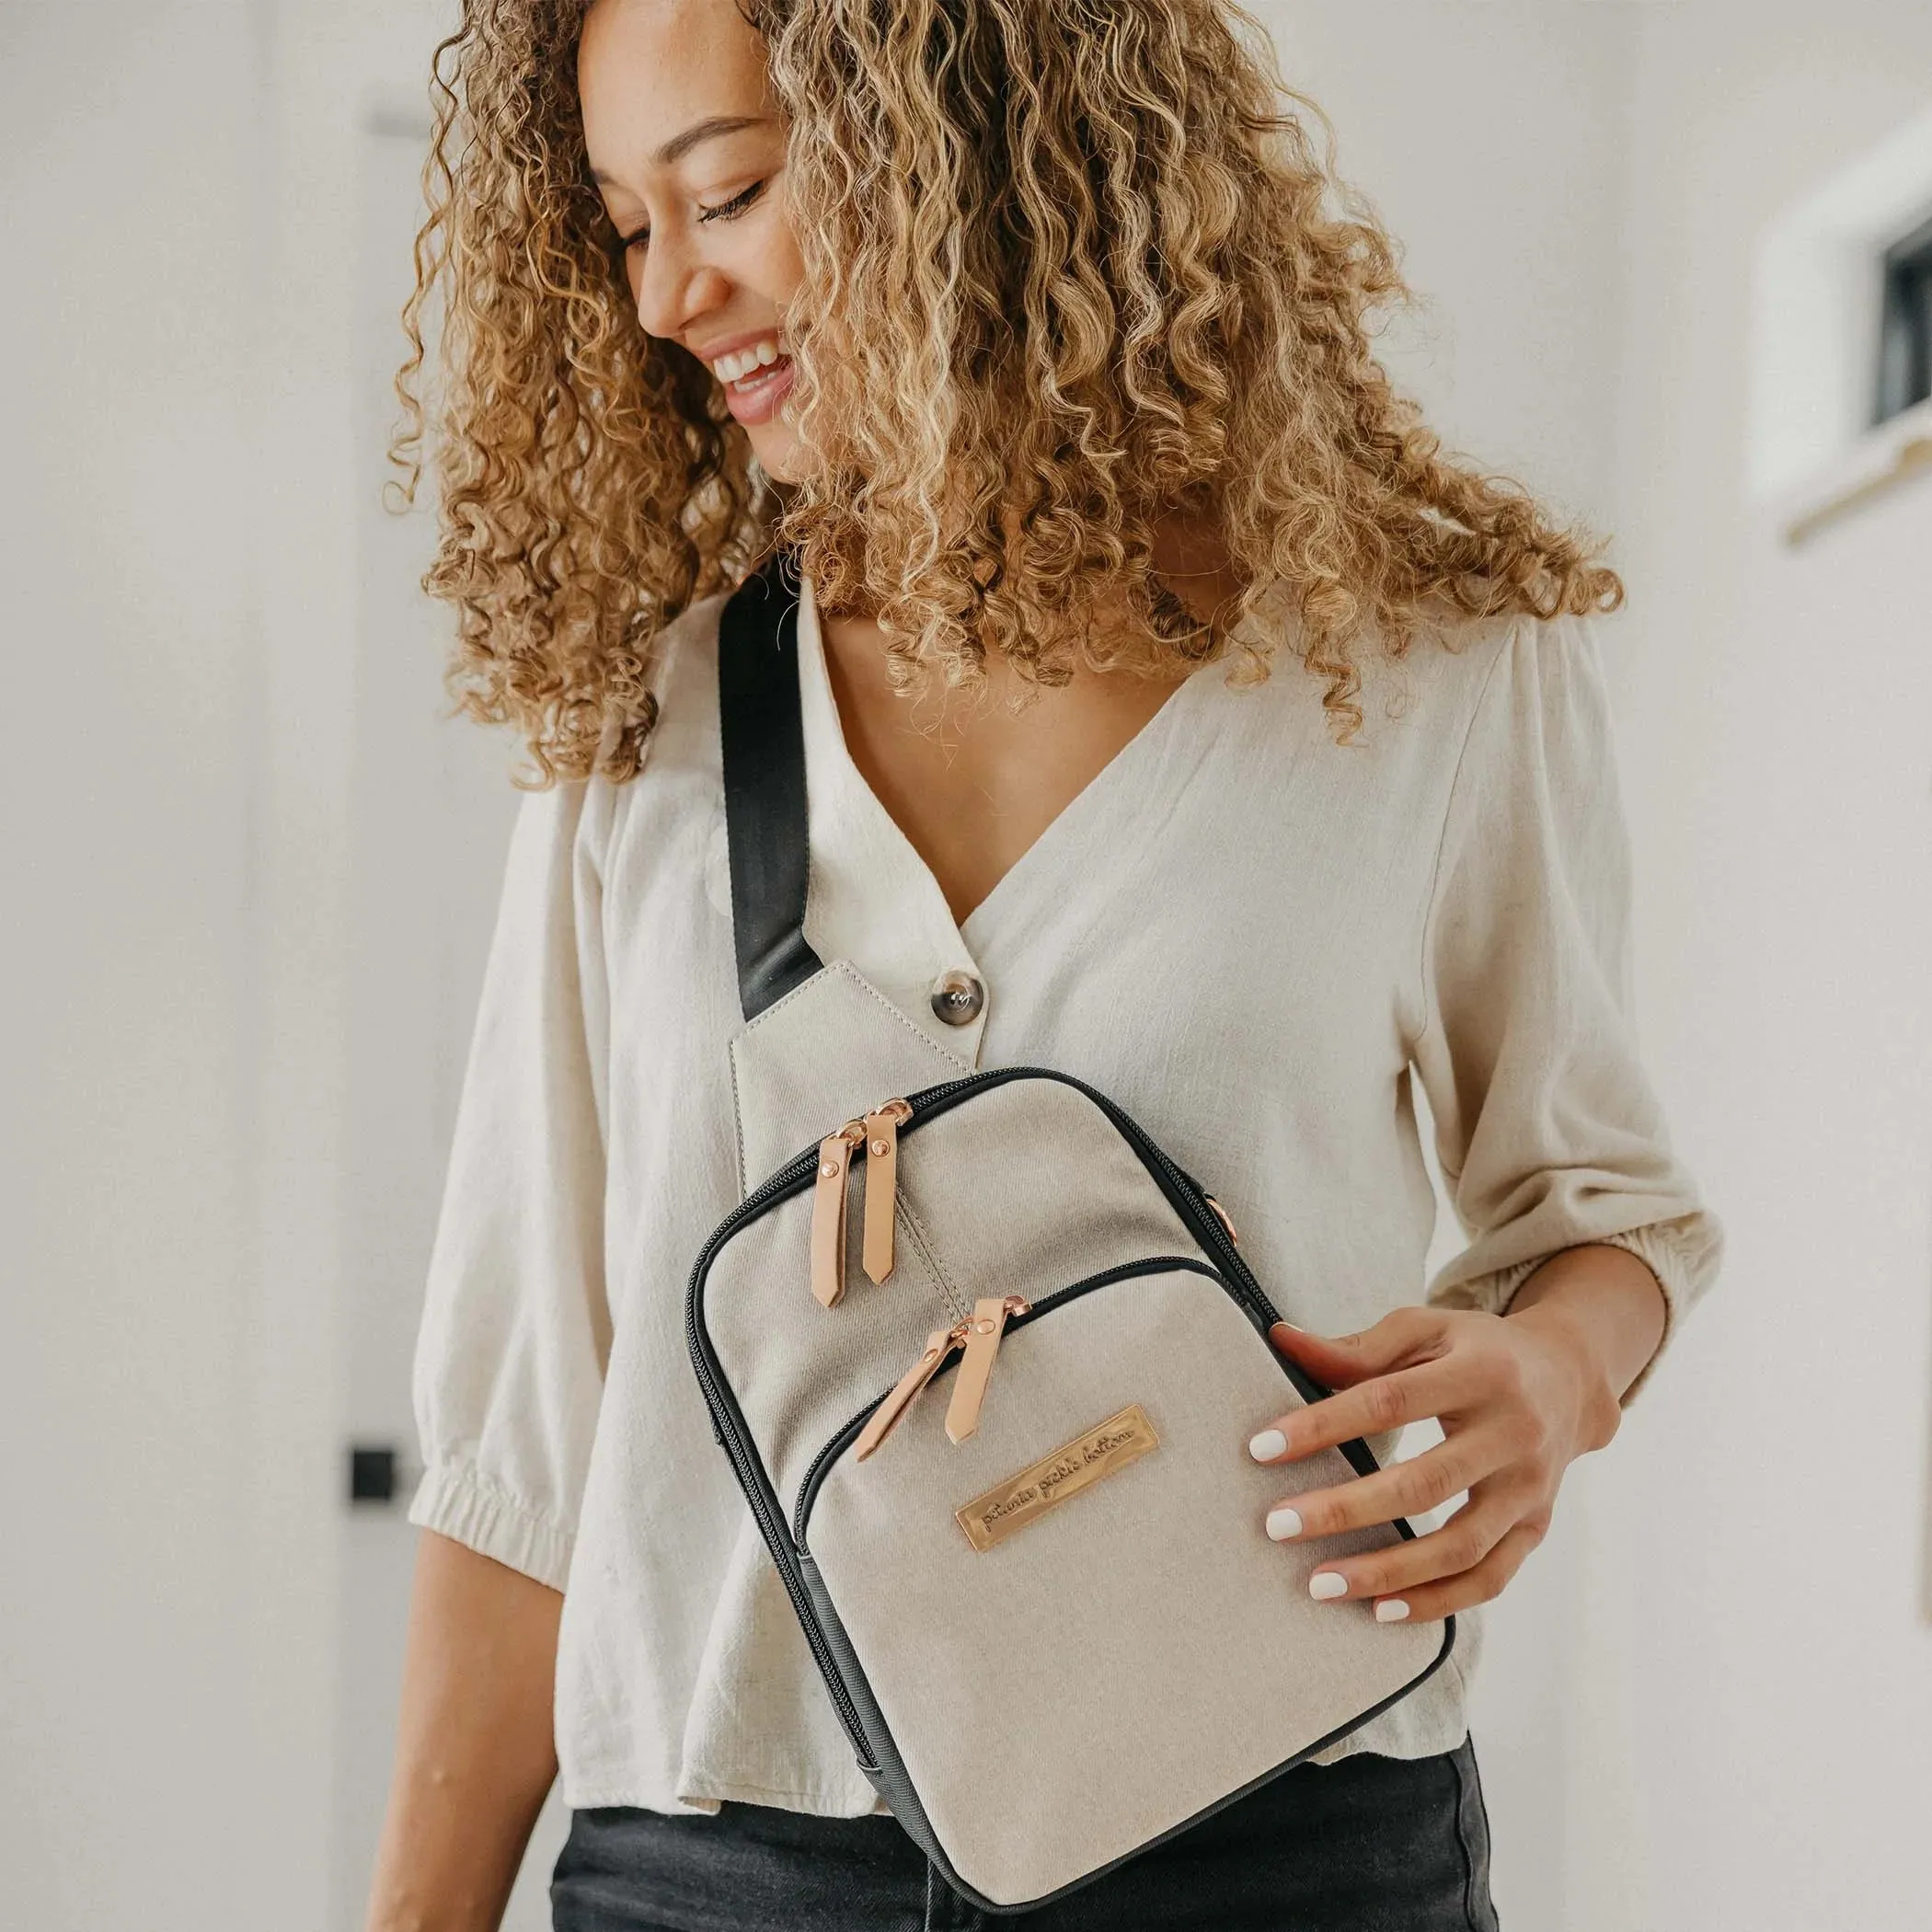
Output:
[{"xmin": 3, "ymin": 1, "xmax": 1929, "ymax": 1926}]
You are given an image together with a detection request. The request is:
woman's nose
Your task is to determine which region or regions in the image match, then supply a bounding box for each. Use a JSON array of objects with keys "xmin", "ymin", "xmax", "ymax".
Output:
[{"xmin": 634, "ymin": 239, "xmax": 731, "ymax": 345}]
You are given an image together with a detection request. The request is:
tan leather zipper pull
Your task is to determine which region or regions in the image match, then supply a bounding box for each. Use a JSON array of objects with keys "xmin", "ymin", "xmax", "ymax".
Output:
[
  {"xmin": 860, "ymin": 1099, "xmax": 912, "ymax": 1284},
  {"xmin": 944, "ymin": 1294, "xmax": 1029, "ymax": 1444},
  {"xmin": 855, "ymin": 1323, "xmax": 967, "ymax": 1461},
  {"xmin": 810, "ymin": 1123, "xmax": 865, "ymax": 1308}
]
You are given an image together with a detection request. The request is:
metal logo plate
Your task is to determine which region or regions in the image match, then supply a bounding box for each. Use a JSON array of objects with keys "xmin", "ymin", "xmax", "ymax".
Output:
[{"xmin": 954, "ymin": 1404, "xmax": 1159, "ymax": 1552}]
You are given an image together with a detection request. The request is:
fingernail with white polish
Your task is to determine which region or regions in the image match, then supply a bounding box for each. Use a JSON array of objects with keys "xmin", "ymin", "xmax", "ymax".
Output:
[
  {"xmin": 1265, "ymin": 1506, "xmax": 1303, "ymax": 1541},
  {"xmin": 1308, "ymin": 1571, "xmax": 1349, "ymax": 1601},
  {"xmin": 1374, "ymin": 1599, "xmax": 1411, "ymax": 1623},
  {"xmin": 1248, "ymin": 1429, "xmax": 1287, "ymax": 1462}
]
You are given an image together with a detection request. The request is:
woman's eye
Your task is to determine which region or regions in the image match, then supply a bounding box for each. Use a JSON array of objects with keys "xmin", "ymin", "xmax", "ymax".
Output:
[
  {"xmin": 615, "ymin": 178, "xmax": 764, "ymax": 254},
  {"xmin": 698, "ymin": 179, "xmax": 765, "ymax": 224}
]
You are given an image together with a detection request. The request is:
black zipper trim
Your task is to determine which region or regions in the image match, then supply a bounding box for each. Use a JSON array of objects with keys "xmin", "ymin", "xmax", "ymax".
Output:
[
  {"xmin": 891, "ymin": 1065, "xmax": 1276, "ymax": 1320},
  {"xmin": 705, "ymin": 1061, "xmax": 1284, "ymax": 1330},
  {"xmin": 684, "ymin": 1064, "xmax": 1362, "ymax": 1769},
  {"xmin": 684, "ymin": 1164, "xmax": 874, "ymax": 1757},
  {"xmin": 791, "ymin": 1255, "xmax": 1223, "ymax": 1545}
]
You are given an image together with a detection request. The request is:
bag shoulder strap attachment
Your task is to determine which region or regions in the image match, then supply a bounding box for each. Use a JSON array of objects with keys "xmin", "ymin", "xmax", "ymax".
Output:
[{"xmin": 718, "ymin": 551, "xmax": 825, "ymax": 1021}]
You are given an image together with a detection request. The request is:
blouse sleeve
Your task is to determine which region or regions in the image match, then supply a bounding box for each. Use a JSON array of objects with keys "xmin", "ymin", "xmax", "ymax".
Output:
[
  {"xmin": 406, "ymin": 777, "xmax": 615, "ymax": 1588},
  {"xmin": 1409, "ymin": 614, "xmax": 1721, "ymax": 1403}
]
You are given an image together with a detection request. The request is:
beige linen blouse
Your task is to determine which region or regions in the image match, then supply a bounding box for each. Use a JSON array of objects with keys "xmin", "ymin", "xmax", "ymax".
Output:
[{"xmin": 408, "ymin": 575, "xmax": 1720, "ymax": 1816}]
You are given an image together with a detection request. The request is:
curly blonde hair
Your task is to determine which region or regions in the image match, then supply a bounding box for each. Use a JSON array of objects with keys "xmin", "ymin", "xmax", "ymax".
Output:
[{"xmin": 395, "ymin": 0, "xmax": 1621, "ymax": 783}]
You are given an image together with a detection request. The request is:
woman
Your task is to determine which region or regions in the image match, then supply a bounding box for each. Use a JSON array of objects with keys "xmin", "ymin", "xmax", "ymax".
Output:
[{"xmin": 368, "ymin": 2, "xmax": 1719, "ymax": 1927}]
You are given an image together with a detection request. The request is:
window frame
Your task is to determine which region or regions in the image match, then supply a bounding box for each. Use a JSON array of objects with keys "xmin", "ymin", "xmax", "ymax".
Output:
[{"xmin": 1874, "ymin": 210, "xmax": 1932, "ymax": 427}]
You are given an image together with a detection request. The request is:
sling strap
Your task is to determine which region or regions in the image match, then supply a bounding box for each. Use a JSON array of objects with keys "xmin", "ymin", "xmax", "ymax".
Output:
[{"xmin": 718, "ymin": 549, "xmax": 824, "ymax": 1021}]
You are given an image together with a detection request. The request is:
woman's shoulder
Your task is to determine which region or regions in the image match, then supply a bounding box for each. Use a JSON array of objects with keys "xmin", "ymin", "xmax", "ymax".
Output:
[
  {"xmin": 596, "ymin": 582, "xmax": 739, "ymax": 798},
  {"xmin": 1213, "ymin": 602, "xmax": 1607, "ymax": 768},
  {"xmin": 503, "ymin": 585, "xmax": 735, "ymax": 852},
  {"xmin": 642, "ymin": 581, "xmax": 737, "ymax": 730},
  {"xmin": 1340, "ymin": 604, "xmax": 1616, "ymax": 774}
]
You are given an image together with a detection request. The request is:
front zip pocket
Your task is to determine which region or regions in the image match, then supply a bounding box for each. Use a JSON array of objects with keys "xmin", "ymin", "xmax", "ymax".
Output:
[
  {"xmin": 785, "ymin": 1255, "xmax": 1452, "ymax": 1908},
  {"xmin": 795, "ymin": 1256, "xmax": 1237, "ymax": 1546}
]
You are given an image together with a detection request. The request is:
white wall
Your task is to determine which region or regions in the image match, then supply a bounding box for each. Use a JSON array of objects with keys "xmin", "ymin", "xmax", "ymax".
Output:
[
  {"xmin": 1569, "ymin": 6, "xmax": 1932, "ymax": 1930},
  {"xmin": 1259, "ymin": 2, "xmax": 1632, "ymax": 520},
  {"xmin": 0, "ymin": 3, "xmax": 461, "ymax": 1926},
  {"xmin": 0, "ymin": 0, "xmax": 270, "ymax": 1921}
]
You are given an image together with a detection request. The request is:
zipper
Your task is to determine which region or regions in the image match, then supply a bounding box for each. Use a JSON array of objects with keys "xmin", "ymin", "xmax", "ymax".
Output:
[
  {"xmin": 854, "ymin": 1320, "xmax": 969, "ymax": 1461},
  {"xmin": 880, "ymin": 1066, "xmax": 1275, "ymax": 1326},
  {"xmin": 808, "ymin": 1098, "xmax": 914, "ymax": 1305},
  {"xmin": 943, "ymin": 1294, "xmax": 1029, "ymax": 1443},
  {"xmin": 685, "ymin": 1178, "xmax": 874, "ymax": 1757},
  {"xmin": 766, "ymin": 1065, "xmax": 1272, "ymax": 1327},
  {"xmin": 810, "ymin": 1121, "xmax": 866, "ymax": 1307},
  {"xmin": 859, "ymin": 1098, "xmax": 912, "ymax": 1283},
  {"xmin": 792, "ymin": 1255, "xmax": 1225, "ymax": 1545},
  {"xmin": 848, "ymin": 1290, "xmax": 1031, "ymax": 1463},
  {"xmin": 1203, "ymin": 1194, "xmax": 1239, "ymax": 1246}
]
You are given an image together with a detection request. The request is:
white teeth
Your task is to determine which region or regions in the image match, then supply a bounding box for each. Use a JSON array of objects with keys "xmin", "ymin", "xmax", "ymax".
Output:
[{"xmin": 710, "ymin": 336, "xmax": 784, "ymax": 385}]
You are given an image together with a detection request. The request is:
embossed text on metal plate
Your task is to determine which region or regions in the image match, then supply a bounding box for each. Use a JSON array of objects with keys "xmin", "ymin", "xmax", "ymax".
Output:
[{"xmin": 954, "ymin": 1404, "xmax": 1159, "ymax": 1552}]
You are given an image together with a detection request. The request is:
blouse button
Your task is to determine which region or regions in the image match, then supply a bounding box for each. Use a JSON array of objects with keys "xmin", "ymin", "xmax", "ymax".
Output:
[{"xmin": 930, "ymin": 970, "xmax": 985, "ymax": 1027}]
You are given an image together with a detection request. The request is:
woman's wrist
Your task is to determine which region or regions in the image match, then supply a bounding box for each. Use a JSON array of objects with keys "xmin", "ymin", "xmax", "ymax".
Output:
[{"xmin": 1505, "ymin": 1244, "xmax": 1668, "ymax": 1453}]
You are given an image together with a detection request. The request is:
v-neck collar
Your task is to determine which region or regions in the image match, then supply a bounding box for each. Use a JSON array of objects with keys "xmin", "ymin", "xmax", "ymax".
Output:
[{"xmin": 794, "ymin": 574, "xmax": 1220, "ymax": 1046}]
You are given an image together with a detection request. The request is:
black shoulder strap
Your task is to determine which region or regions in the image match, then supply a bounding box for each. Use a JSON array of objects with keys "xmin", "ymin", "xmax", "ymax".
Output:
[{"xmin": 718, "ymin": 550, "xmax": 824, "ymax": 1021}]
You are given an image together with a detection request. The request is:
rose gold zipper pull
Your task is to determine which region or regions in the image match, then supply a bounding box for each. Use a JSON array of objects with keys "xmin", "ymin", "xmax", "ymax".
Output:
[
  {"xmin": 810, "ymin": 1121, "xmax": 866, "ymax": 1308},
  {"xmin": 860, "ymin": 1098, "xmax": 913, "ymax": 1284},
  {"xmin": 1204, "ymin": 1194, "xmax": 1238, "ymax": 1245},
  {"xmin": 944, "ymin": 1294, "xmax": 1030, "ymax": 1444},
  {"xmin": 855, "ymin": 1322, "xmax": 968, "ymax": 1461}
]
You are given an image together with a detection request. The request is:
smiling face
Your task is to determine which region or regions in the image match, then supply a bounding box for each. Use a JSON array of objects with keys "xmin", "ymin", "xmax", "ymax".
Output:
[{"xmin": 579, "ymin": 0, "xmax": 806, "ymax": 479}]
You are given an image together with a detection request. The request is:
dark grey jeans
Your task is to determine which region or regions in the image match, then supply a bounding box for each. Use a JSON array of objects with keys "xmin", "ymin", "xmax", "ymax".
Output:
[{"xmin": 551, "ymin": 1737, "xmax": 1500, "ymax": 1931}]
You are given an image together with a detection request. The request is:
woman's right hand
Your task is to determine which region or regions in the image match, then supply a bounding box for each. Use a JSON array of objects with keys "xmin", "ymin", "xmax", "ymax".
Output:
[{"xmin": 364, "ymin": 1531, "xmax": 563, "ymax": 1932}]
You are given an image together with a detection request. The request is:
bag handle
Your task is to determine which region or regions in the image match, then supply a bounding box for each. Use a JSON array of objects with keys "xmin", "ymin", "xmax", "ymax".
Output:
[{"xmin": 718, "ymin": 549, "xmax": 825, "ymax": 1020}]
